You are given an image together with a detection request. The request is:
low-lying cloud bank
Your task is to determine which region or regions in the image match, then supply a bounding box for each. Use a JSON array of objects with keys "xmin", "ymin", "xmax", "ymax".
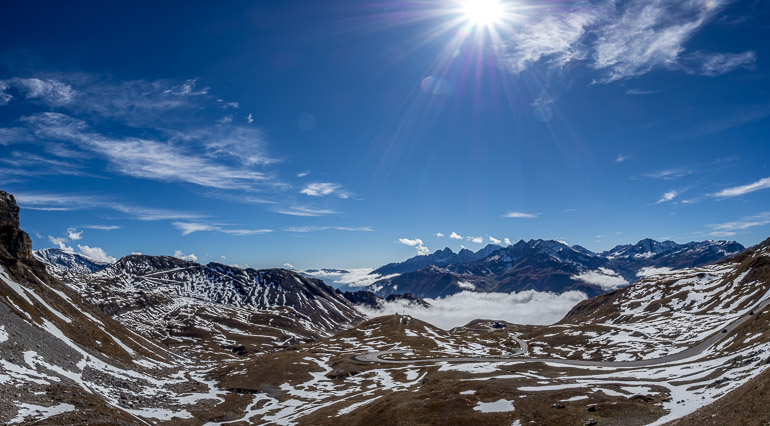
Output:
[
  {"xmin": 356, "ymin": 290, "xmax": 588, "ymax": 330},
  {"xmin": 571, "ymin": 267, "xmax": 628, "ymax": 290},
  {"xmin": 302, "ymin": 268, "xmax": 398, "ymax": 289}
]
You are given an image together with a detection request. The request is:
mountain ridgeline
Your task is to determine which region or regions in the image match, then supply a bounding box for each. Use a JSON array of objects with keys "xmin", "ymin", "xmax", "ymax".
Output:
[{"xmin": 365, "ymin": 238, "xmax": 745, "ymax": 299}]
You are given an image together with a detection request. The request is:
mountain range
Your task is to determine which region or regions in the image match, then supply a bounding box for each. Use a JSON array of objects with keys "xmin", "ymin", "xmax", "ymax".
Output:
[{"xmin": 362, "ymin": 238, "xmax": 745, "ymax": 298}]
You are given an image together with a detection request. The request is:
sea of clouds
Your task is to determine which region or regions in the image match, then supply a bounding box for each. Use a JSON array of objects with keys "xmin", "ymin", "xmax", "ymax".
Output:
[{"xmin": 356, "ymin": 290, "xmax": 588, "ymax": 330}]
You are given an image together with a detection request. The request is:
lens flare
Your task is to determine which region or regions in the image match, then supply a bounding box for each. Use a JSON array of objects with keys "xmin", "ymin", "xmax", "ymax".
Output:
[{"xmin": 461, "ymin": 0, "xmax": 505, "ymax": 26}]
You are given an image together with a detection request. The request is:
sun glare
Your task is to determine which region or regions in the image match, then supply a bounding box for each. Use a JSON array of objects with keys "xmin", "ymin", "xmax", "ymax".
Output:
[{"xmin": 461, "ymin": 0, "xmax": 505, "ymax": 26}]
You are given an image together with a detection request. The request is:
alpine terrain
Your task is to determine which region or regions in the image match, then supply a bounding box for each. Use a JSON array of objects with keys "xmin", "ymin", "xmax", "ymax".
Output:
[{"xmin": 1, "ymin": 188, "xmax": 769, "ymax": 425}]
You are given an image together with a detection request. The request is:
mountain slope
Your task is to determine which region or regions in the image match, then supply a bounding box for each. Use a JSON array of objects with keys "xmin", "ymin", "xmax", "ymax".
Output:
[
  {"xmin": 0, "ymin": 190, "xmax": 234, "ymax": 424},
  {"xmin": 44, "ymin": 252, "xmax": 364, "ymax": 358}
]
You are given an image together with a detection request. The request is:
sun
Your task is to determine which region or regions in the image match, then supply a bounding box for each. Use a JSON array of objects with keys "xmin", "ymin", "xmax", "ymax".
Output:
[{"xmin": 461, "ymin": 0, "xmax": 505, "ymax": 26}]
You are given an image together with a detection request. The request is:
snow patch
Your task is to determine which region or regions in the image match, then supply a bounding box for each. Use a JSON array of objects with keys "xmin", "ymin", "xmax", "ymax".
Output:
[{"xmin": 473, "ymin": 399, "xmax": 515, "ymax": 413}]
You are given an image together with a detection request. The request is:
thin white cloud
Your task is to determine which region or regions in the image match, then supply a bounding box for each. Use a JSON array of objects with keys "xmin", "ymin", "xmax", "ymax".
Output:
[
  {"xmin": 449, "ymin": 232, "xmax": 463, "ymax": 240},
  {"xmin": 504, "ymin": 238, "xmax": 512, "ymax": 245},
  {"xmin": 22, "ymin": 112, "xmax": 277, "ymax": 191},
  {"xmin": 66, "ymin": 227, "xmax": 83, "ymax": 241},
  {"xmin": 273, "ymin": 206, "xmax": 337, "ymax": 217},
  {"xmin": 247, "ymin": 113, "xmax": 254, "ymax": 124},
  {"xmin": 82, "ymin": 225, "xmax": 121, "ymax": 231},
  {"xmin": 489, "ymin": 236, "xmax": 502, "ymax": 244},
  {"xmin": 356, "ymin": 290, "xmax": 587, "ymax": 330},
  {"xmin": 297, "ymin": 170, "xmax": 310, "ymax": 177},
  {"xmin": 711, "ymin": 177, "xmax": 770, "ymax": 198},
  {"xmin": 709, "ymin": 231, "xmax": 736, "ymax": 237},
  {"xmin": 571, "ymin": 267, "xmax": 628, "ymax": 290},
  {"xmin": 0, "ymin": 77, "xmax": 74, "ymax": 107},
  {"xmin": 625, "ymin": 89, "xmax": 657, "ymax": 95},
  {"xmin": 495, "ymin": 0, "xmax": 750, "ymax": 83},
  {"xmin": 15, "ymin": 192, "xmax": 203, "ymax": 221},
  {"xmin": 173, "ymin": 250, "xmax": 198, "ymax": 262},
  {"xmin": 77, "ymin": 245, "xmax": 116, "ymax": 263},
  {"xmin": 172, "ymin": 222, "xmax": 272, "ymax": 236},
  {"xmin": 614, "ymin": 154, "xmax": 629, "ymax": 163},
  {"xmin": 634, "ymin": 167, "xmax": 694, "ymax": 180},
  {"xmin": 300, "ymin": 182, "xmax": 349, "ymax": 198},
  {"xmin": 710, "ymin": 212, "xmax": 770, "ymax": 233},
  {"xmin": 503, "ymin": 211, "xmax": 538, "ymax": 218},
  {"xmin": 283, "ymin": 263, "xmax": 294, "ymax": 269},
  {"xmin": 498, "ymin": 9, "xmax": 595, "ymax": 74},
  {"xmin": 284, "ymin": 226, "xmax": 373, "ymax": 232},
  {"xmin": 656, "ymin": 190, "xmax": 678, "ymax": 204},
  {"xmin": 679, "ymin": 51, "xmax": 756, "ymax": 76},
  {"xmin": 435, "ymin": 232, "xmax": 445, "ymax": 237},
  {"xmin": 467, "ymin": 236, "xmax": 484, "ymax": 244},
  {"xmin": 217, "ymin": 115, "xmax": 233, "ymax": 124}
]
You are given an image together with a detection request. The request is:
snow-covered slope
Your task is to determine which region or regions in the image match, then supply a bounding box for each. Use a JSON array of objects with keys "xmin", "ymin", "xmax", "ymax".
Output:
[
  {"xmin": 43, "ymin": 254, "xmax": 364, "ymax": 357},
  {"xmin": 526, "ymin": 238, "xmax": 770, "ymax": 362},
  {"xmin": 0, "ymin": 190, "xmax": 233, "ymax": 424}
]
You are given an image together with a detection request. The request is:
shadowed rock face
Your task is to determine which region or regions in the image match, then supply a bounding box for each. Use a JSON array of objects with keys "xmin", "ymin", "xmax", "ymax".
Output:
[{"xmin": 0, "ymin": 190, "xmax": 35, "ymax": 263}]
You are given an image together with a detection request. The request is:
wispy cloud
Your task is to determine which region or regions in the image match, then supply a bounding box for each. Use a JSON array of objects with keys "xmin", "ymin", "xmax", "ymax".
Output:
[
  {"xmin": 82, "ymin": 225, "xmax": 121, "ymax": 231},
  {"xmin": 273, "ymin": 206, "xmax": 337, "ymax": 217},
  {"xmin": 284, "ymin": 226, "xmax": 373, "ymax": 232},
  {"xmin": 625, "ymin": 89, "xmax": 657, "ymax": 95},
  {"xmin": 656, "ymin": 190, "xmax": 679, "ymax": 204},
  {"xmin": 503, "ymin": 211, "xmax": 538, "ymax": 218},
  {"xmin": 679, "ymin": 51, "xmax": 756, "ymax": 76},
  {"xmin": 14, "ymin": 192, "xmax": 203, "ymax": 221},
  {"xmin": 634, "ymin": 167, "xmax": 694, "ymax": 180},
  {"xmin": 710, "ymin": 212, "xmax": 770, "ymax": 234},
  {"xmin": 0, "ymin": 77, "xmax": 74, "ymax": 107},
  {"xmin": 495, "ymin": 1, "xmax": 752, "ymax": 83},
  {"xmin": 21, "ymin": 112, "xmax": 276, "ymax": 191},
  {"xmin": 300, "ymin": 182, "xmax": 350, "ymax": 198},
  {"xmin": 614, "ymin": 153, "xmax": 629, "ymax": 163},
  {"xmin": 435, "ymin": 232, "xmax": 445, "ymax": 237},
  {"xmin": 489, "ymin": 236, "xmax": 501, "ymax": 244},
  {"xmin": 711, "ymin": 177, "xmax": 770, "ymax": 198},
  {"xmin": 172, "ymin": 222, "xmax": 273, "ymax": 236},
  {"xmin": 466, "ymin": 236, "xmax": 484, "ymax": 244},
  {"xmin": 449, "ymin": 232, "xmax": 463, "ymax": 240}
]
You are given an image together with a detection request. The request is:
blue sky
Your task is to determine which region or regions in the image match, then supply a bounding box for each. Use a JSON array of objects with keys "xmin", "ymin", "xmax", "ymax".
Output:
[{"xmin": 0, "ymin": 0, "xmax": 768, "ymax": 269}]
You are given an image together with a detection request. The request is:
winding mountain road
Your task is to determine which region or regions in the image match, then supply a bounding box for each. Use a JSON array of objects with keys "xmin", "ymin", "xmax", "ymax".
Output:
[{"xmin": 352, "ymin": 298, "xmax": 770, "ymax": 368}]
